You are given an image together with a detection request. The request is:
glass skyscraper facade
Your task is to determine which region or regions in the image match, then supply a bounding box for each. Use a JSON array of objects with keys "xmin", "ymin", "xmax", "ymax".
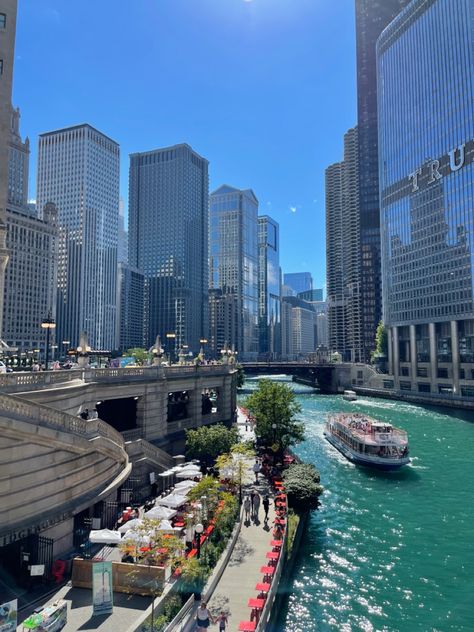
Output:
[
  {"xmin": 37, "ymin": 124, "xmax": 119, "ymax": 350},
  {"xmin": 355, "ymin": 0, "xmax": 409, "ymax": 360},
  {"xmin": 209, "ymin": 185, "xmax": 258, "ymax": 360},
  {"xmin": 283, "ymin": 272, "xmax": 312, "ymax": 295},
  {"xmin": 378, "ymin": 0, "xmax": 474, "ymax": 397},
  {"xmin": 258, "ymin": 215, "xmax": 281, "ymax": 359},
  {"xmin": 129, "ymin": 143, "xmax": 209, "ymax": 353}
]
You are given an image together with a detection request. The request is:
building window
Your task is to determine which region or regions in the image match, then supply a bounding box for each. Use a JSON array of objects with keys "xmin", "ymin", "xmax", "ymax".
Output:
[
  {"xmin": 437, "ymin": 368, "xmax": 449, "ymax": 379},
  {"xmin": 417, "ymin": 367, "xmax": 428, "ymax": 378},
  {"xmin": 383, "ymin": 379, "xmax": 394, "ymax": 389},
  {"xmin": 461, "ymin": 386, "xmax": 474, "ymax": 398},
  {"xmin": 0, "ymin": 59, "xmax": 3, "ymax": 75},
  {"xmin": 0, "ymin": 13, "xmax": 6, "ymax": 28},
  {"xmin": 438, "ymin": 385, "xmax": 453, "ymax": 396},
  {"xmin": 418, "ymin": 383, "xmax": 431, "ymax": 393},
  {"xmin": 401, "ymin": 366, "xmax": 409, "ymax": 377},
  {"xmin": 400, "ymin": 381, "xmax": 411, "ymax": 391}
]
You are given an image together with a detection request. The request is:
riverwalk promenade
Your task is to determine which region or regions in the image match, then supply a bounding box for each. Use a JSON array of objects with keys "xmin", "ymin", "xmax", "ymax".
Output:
[
  {"xmin": 180, "ymin": 408, "xmax": 281, "ymax": 631},
  {"xmin": 16, "ymin": 410, "xmax": 285, "ymax": 632}
]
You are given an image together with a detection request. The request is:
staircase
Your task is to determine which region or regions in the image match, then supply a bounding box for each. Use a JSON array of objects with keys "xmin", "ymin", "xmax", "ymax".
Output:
[{"xmin": 0, "ymin": 392, "xmax": 131, "ymax": 541}]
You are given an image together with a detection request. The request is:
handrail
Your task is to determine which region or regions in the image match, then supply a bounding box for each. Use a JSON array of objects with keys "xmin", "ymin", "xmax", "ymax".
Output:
[
  {"xmin": 0, "ymin": 365, "xmax": 234, "ymax": 392},
  {"xmin": 0, "ymin": 392, "xmax": 124, "ymax": 448}
]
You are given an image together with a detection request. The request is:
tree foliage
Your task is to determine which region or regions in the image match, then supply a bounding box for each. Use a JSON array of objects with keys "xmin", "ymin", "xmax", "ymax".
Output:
[
  {"xmin": 244, "ymin": 379, "xmax": 304, "ymax": 450},
  {"xmin": 126, "ymin": 347, "xmax": 149, "ymax": 365},
  {"xmin": 283, "ymin": 463, "xmax": 323, "ymax": 513},
  {"xmin": 185, "ymin": 424, "xmax": 239, "ymax": 466},
  {"xmin": 236, "ymin": 364, "xmax": 245, "ymax": 388},
  {"xmin": 374, "ymin": 321, "xmax": 388, "ymax": 356}
]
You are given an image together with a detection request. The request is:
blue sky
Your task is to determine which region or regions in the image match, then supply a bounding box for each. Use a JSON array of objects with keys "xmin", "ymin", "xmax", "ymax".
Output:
[{"xmin": 14, "ymin": 0, "xmax": 356, "ymax": 290}]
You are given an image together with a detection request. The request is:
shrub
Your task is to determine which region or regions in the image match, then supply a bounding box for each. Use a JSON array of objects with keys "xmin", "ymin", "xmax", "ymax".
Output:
[{"xmin": 283, "ymin": 463, "xmax": 323, "ymax": 513}]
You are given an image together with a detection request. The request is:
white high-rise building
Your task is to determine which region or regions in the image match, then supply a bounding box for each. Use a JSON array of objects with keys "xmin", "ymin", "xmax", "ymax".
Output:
[{"xmin": 37, "ymin": 124, "xmax": 120, "ymax": 350}]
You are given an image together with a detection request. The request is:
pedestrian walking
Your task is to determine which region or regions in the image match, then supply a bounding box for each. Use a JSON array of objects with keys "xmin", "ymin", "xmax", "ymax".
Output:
[
  {"xmin": 216, "ymin": 611, "xmax": 228, "ymax": 631},
  {"xmin": 262, "ymin": 495, "xmax": 270, "ymax": 521},
  {"xmin": 253, "ymin": 458, "xmax": 262, "ymax": 483},
  {"xmin": 243, "ymin": 496, "xmax": 251, "ymax": 522},
  {"xmin": 252, "ymin": 492, "xmax": 260, "ymax": 520},
  {"xmin": 196, "ymin": 601, "xmax": 213, "ymax": 630}
]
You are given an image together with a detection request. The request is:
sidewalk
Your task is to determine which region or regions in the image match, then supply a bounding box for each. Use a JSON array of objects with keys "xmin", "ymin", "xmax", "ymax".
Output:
[{"xmin": 204, "ymin": 409, "xmax": 279, "ymax": 630}]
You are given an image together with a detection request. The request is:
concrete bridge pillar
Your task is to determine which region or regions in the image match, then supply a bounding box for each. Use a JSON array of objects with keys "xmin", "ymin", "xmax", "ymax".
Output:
[{"xmin": 138, "ymin": 384, "xmax": 168, "ymax": 442}]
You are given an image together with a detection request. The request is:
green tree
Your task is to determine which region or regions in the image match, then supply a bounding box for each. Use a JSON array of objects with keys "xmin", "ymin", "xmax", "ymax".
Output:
[
  {"xmin": 236, "ymin": 364, "xmax": 245, "ymax": 388},
  {"xmin": 283, "ymin": 463, "xmax": 323, "ymax": 513},
  {"xmin": 185, "ymin": 424, "xmax": 239, "ymax": 466},
  {"xmin": 126, "ymin": 347, "xmax": 149, "ymax": 365},
  {"xmin": 374, "ymin": 321, "xmax": 388, "ymax": 356},
  {"xmin": 215, "ymin": 443, "xmax": 255, "ymax": 504},
  {"xmin": 244, "ymin": 379, "xmax": 304, "ymax": 452}
]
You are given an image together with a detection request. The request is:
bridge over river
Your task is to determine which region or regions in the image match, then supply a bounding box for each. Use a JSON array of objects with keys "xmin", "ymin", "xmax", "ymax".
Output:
[{"xmin": 240, "ymin": 361, "xmax": 353, "ymax": 392}]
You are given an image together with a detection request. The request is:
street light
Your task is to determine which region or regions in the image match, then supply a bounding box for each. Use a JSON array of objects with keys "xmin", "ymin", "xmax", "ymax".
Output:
[
  {"xmin": 195, "ymin": 523, "xmax": 204, "ymax": 558},
  {"xmin": 166, "ymin": 332, "xmax": 176, "ymax": 364},
  {"xmin": 41, "ymin": 314, "xmax": 56, "ymax": 370},
  {"xmin": 199, "ymin": 338, "xmax": 208, "ymax": 360},
  {"xmin": 62, "ymin": 340, "xmax": 70, "ymax": 359}
]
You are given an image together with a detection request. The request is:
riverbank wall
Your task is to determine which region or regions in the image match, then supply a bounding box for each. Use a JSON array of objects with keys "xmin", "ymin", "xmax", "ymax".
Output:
[{"xmin": 355, "ymin": 386, "xmax": 474, "ymax": 411}]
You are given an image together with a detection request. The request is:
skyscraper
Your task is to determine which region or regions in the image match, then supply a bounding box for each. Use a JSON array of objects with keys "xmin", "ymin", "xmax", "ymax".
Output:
[
  {"xmin": 3, "ymin": 203, "xmax": 58, "ymax": 354},
  {"xmin": 355, "ymin": 0, "xmax": 409, "ymax": 359},
  {"xmin": 116, "ymin": 262, "xmax": 144, "ymax": 352},
  {"xmin": 377, "ymin": 0, "xmax": 474, "ymax": 398},
  {"xmin": 118, "ymin": 198, "xmax": 128, "ymax": 264},
  {"xmin": 3, "ymin": 105, "xmax": 58, "ymax": 354},
  {"xmin": 258, "ymin": 215, "xmax": 281, "ymax": 359},
  {"xmin": 129, "ymin": 143, "xmax": 209, "ymax": 352},
  {"xmin": 283, "ymin": 272, "xmax": 313, "ymax": 295},
  {"xmin": 209, "ymin": 185, "xmax": 259, "ymax": 360},
  {"xmin": 8, "ymin": 106, "xmax": 28, "ymax": 212},
  {"xmin": 326, "ymin": 127, "xmax": 363, "ymax": 362},
  {"xmin": 37, "ymin": 124, "xmax": 120, "ymax": 350},
  {"xmin": 0, "ymin": 0, "xmax": 17, "ymax": 340}
]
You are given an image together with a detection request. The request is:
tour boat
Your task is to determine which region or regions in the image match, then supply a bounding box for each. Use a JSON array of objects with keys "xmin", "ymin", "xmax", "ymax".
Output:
[
  {"xmin": 324, "ymin": 413, "xmax": 410, "ymax": 470},
  {"xmin": 343, "ymin": 390, "xmax": 357, "ymax": 401}
]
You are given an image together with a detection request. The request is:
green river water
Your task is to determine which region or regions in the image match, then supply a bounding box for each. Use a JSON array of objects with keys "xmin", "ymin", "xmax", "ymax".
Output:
[{"xmin": 241, "ymin": 376, "xmax": 474, "ymax": 632}]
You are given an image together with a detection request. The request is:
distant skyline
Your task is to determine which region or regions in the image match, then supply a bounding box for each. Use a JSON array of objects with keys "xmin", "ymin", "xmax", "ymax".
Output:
[{"xmin": 13, "ymin": 0, "xmax": 357, "ymax": 289}]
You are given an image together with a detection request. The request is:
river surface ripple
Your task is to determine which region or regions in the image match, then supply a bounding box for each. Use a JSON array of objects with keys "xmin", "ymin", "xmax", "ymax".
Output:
[{"xmin": 240, "ymin": 376, "xmax": 474, "ymax": 632}]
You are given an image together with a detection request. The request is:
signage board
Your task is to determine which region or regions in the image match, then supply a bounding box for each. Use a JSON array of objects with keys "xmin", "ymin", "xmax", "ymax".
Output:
[
  {"xmin": 92, "ymin": 561, "xmax": 113, "ymax": 616},
  {"xmin": 0, "ymin": 599, "xmax": 17, "ymax": 632}
]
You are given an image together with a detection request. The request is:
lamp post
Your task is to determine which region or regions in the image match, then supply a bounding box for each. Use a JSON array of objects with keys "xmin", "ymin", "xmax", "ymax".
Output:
[
  {"xmin": 166, "ymin": 333, "xmax": 176, "ymax": 364},
  {"xmin": 62, "ymin": 340, "xmax": 70, "ymax": 360},
  {"xmin": 50, "ymin": 345, "xmax": 58, "ymax": 362},
  {"xmin": 41, "ymin": 314, "xmax": 56, "ymax": 370},
  {"xmin": 199, "ymin": 338, "xmax": 208, "ymax": 360},
  {"xmin": 195, "ymin": 523, "xmax": 204, "ymax": 558}
]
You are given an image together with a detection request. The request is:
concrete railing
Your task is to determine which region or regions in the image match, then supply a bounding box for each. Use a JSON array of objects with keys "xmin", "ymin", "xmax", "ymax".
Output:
[
  {"xmin": 0, "ymin": 392, "xmax": 125, "ymax": 448},
  {"xmin": 0, "ymin": 369, "xmax": 82, "ymax": 391},
  {"xmin": 125, "ymin": 438, "xmax": 174, "ymax": 470},
  {"xmin": 0, "ymin": 365, "xmax": 234, "ymax": 393}
]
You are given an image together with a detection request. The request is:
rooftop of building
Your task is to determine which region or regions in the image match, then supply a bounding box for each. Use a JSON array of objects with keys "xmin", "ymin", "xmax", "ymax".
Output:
[
  {"xmin": 39, "ymin": 123, "xmax": 119, "ymax": 146},
  {"xmin": 210, "ymin": 184, "xmax": 259, "ymax": 204},
  {"xmin": 129, "ymin": 142, "xmax": 208, "ymax": 163}
]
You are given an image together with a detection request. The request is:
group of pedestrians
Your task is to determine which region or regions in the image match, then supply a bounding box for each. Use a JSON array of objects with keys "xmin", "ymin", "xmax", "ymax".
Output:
[
  {"xmin": 196, "ymin": 601, "xmax": 228, "ymax": 630},
  {"xmin": 243, "ymin": 490, "xmax": 271, "ymax": 523}
]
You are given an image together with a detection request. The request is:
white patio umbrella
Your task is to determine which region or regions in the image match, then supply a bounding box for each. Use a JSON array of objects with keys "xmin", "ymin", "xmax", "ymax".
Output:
[
  {"xmin": 89, "ymin": 529, "xmax": 122, "ymax": 544},
  {"xmin": 122, "ymin": 530, "xmax": 150, "ymax": 545},
  {"xmin": 175, "ymin": 480, "xmax": 198, "ymax": 490},
  {"xmin": 156, "ymin": 492, "xmax": 188, "ymax": 508},
  {"xmin": 175, "ymin": 469, "xmax": 202, "ymax": 480},
  {"xmin": 144, "ymin": 506, "xmax": 177, "ymax": 520},
  {"xmin": 155, "ymin": 519, "xmax": 182, "ymax": 532},
  {"xmin": 159, "ymin": 469, "xmax": 176, "ymax": 477},
  {"xmin": 118, "ymin": 518, "xmax": 143, "ymax": 533}
]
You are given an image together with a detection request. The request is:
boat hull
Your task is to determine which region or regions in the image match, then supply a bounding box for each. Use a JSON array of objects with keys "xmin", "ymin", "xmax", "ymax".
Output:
[{"xmin": 324, "ymin": 431, "xmax": 410, "ymax": 470}]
